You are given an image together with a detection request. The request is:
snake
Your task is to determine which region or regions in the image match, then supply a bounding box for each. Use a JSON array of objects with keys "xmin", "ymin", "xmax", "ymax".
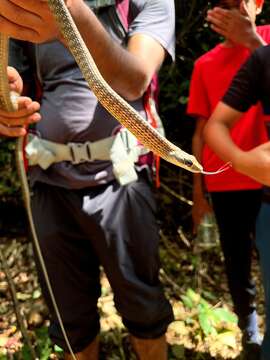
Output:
[{"xmin": 0, "ymin": 0, "xmax": 204, "ymax": 358}]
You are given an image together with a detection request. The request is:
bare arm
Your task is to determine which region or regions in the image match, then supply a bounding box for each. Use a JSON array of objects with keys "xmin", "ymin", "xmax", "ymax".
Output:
[
  {"xmin": 204, "ymin": 102, "xmax": 243, "ymax": 165},
  {"xmin": 0, "ymin": 0, "xmax": 167, "ymax": 100},
  {"xmin": 204, "ymin": 101, "xmax": 270, "ymax": 186},
  {"xmin": 192, "ymin": 117, "xmax": 212, "ymax": 232}
]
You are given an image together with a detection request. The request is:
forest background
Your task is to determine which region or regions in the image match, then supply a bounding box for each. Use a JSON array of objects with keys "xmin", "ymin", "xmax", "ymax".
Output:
[{"xmin": 0, "ymin": 1, "xmax": 270, "ymax": 359}]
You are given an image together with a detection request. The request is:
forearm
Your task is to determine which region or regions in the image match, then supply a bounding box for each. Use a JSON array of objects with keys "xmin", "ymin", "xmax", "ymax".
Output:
[
  {"xmin": 0, "ymin": 0, "xmax": 165, "ymax": 100},
  {"xmin": 66, "ymin": 0, "xmax": 154, "ymax": 100},
  {"xmin": 245, "ymin": 32, "xmax": 267, "ymax": 52},
  {"xmin": 206, "ymin": 124, "xmax": 270, "ymax": 185},
  {"xmin": 192, "ymin": 120, "xmax": 206, "ymax": 197},
  {"xmin": 204, "ymin": 118, "xmax": 244, "ymax": 171}
]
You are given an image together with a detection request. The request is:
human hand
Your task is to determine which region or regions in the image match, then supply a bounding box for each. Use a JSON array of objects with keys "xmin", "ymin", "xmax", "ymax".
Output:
[
  {"xmin": 192, "ymin": 194, "xmax": 213, "ymax": 234},
  {"xmin": 0, "ymin": 67, "xmax": 40, "ymax": 137},
  {"xmin": 0, "ymin": 0, "xmax": 65, "ymax": 43},
  {"xmin": 207, "ymin": 2, "xmax": 265, "ymax": 51},
  {"xmin": 234, "ymin": 142, "xmax": 270, "ymax": 186}
]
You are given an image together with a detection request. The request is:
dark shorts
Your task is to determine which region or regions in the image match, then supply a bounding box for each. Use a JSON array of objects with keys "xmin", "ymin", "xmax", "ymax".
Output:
[{"xmin": 31, "ymin": 175, "xmax": 173, "ymax": 353}]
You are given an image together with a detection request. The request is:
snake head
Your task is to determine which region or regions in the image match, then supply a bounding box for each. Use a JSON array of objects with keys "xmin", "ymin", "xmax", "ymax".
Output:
[{"xmin": 169, "ymin": 151, "xmax": 203, "ymax": 173}]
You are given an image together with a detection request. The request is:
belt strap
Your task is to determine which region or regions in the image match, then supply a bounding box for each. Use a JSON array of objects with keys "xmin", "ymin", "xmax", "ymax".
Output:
[{"xmin": 25, "ymin": 132, "xmax": 145, "ymax": 185}]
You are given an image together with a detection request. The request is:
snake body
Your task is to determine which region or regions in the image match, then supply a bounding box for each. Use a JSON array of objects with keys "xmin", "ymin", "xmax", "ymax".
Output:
[
  {"xmin": 0, "ymin": 1, "xmax": 202, "ymax": 357},
  {"xmin": 45, "ymin": 0, "xmax": 203, "ymax": 173}
]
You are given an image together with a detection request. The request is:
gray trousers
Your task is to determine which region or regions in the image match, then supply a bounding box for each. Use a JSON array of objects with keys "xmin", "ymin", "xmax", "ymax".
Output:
[{"xmin": 31, "ymin": 174, "xmax": 173, "ymax": 352}]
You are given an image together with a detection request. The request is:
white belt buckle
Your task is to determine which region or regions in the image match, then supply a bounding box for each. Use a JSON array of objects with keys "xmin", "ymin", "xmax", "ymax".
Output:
[{"xmin": 68, "ymin": 142, "xmax": 92, "ymax": 164}]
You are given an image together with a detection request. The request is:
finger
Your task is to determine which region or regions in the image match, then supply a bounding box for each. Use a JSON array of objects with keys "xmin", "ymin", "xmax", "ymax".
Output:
[
  {"xmin": 0, "ymin": 123, "xmax": 27, "ymax": 137},
  {"xmin": 240, "ymin": 0, "xmax": 250, "ymax": 17},
  {"xmin": 208, "ymin": 7, "xmax": 232, "ymax": 20},
  {"xmin": 7, "ymin": 0, "xmax": 47, "ymax": 13},
  {"xmin": 7, "ymin": 66, "xmax": 20, "ymax": 82},
  {"xmin": 0, "ymin": 15, "xmax": 39, "ymax": 42},
  {"xmin": 207, "ymin": 16, "xmax": 228, "ymax": 32},
  {"xmin": 0, "ymin": 112, "xmax": 41, "ymax": 126},
  {"xmin": 19, "ymin": 98, "xmax": 40, "ymax": 112},
  {"xmin": 207, "ymin": 9, "xmax": 231, "ymax": 22},
  {"xmin": 0, "ymin": 98, "xmax": 40, "ymax": 118},
  {"xmin": 7, "ymin": 66, "xmax": 23, "ymax": 93},
  {"xmin": 0, "ymin": 0, "xmax": 42, "ymax": 28},
  {"xmin": 210, "ymin": 24, "xmax": 228, "ymax": 37}
]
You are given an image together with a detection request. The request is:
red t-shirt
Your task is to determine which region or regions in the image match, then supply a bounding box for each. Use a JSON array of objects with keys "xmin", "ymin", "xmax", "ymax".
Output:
[{"xmin": 187, "ymin": 26, "xmax": 270, "ymax": 192}]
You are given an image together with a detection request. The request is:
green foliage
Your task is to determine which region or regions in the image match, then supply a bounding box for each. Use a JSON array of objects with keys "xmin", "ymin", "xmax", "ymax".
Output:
[
  {"xmin": 10, "ymin": 327, "xmax": 63, "ymax": 360},
  {"xmin": 171, "ymin": 344, "xmax": 185, "ymax": 359},
  {"xmin": 180, "ymin": 288, "xmax": 237, "ymax": 338},
  {"xmin": 35, "ymin": 327, "xmax": 55, "ymax": 360},
  {"xmin": 0, "ymin": 139, "xmax": 20, "ymax": 198}
]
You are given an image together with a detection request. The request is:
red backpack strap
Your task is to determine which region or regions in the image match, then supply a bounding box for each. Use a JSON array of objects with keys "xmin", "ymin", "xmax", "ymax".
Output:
[{"xmin": 115, "ymin": 0, "xmax": 130, "ymax": 30}]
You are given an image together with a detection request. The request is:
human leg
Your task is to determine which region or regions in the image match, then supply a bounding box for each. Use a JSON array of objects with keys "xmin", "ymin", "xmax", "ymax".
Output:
[
  {"xmin": 130, "ymin": 334, "xmax": 167, "ymax": 360},
  {"xmin": 64, "ymin": 337, "xmax": 99, "ymax": 360},
  {"xmin": 256, "ymin": 201, "xmax": 270, "ymax": 360},
  {"xmin": 31, "ymin": 183, "xmax": 101, "ymax": 356},
  {"xmin": 210, "ymin": 190, "xmax": 262, "ymax": 351},
  {"xmin": 79, "ymin": 174, "xmax": 174, "ymax": 359}
]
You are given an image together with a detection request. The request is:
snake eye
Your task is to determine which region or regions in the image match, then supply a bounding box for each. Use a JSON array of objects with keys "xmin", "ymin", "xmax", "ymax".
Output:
[{"xmin": 184, "ymin": 159, "xmax": 193, "ymax": 167}]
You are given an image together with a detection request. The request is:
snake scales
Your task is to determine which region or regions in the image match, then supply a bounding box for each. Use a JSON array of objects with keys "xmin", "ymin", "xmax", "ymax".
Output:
[
  {"xmin": 0, "ymin": 0, "xmax": 204, "ymax": 177},
  {"xmin": 0, "ymin": 0, "xmax": 203, "ymax": 357}
]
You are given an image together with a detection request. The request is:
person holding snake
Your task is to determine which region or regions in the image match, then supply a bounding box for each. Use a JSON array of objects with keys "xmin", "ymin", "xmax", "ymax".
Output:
[{"xmin": 0, "ymin": 1, "xmax": 175, "ymax": 359}]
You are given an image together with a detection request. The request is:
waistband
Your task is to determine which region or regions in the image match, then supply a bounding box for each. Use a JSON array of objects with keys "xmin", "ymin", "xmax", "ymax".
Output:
[{"xmin": 25, "ymin": 131, "xmax": 149, "ymax": 186}]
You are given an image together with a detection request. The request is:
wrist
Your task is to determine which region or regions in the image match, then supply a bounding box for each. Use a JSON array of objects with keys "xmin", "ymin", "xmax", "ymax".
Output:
[
  {"xmin": 245, "ymin": 33, "xmax": 266, "ymax": 52},
  {"xmin": 232, "ymin": 150, "xmax": 248, "ymax": 174}
]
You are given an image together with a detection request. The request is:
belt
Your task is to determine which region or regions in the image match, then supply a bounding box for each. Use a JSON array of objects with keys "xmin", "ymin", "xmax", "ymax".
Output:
[{"xmin": 25, "ymin": 131, "xmax": 148, "ymax": 185}]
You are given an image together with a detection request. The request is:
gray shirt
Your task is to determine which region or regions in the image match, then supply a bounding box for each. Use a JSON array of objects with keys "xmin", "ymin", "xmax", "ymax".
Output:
[{"xmin": 28, "ymin": 0, "xmax": 175, "ymax": 188}]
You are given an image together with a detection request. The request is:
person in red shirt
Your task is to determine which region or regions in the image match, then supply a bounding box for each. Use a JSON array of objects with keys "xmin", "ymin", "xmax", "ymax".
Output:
[{"xmin": 187, "ymin": 0, "xmax": 268, "ymax": 358}]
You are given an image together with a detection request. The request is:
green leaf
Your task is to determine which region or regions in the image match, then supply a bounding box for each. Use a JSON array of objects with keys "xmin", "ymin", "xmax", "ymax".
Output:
[
  {"xmin": 40, "ymin": 343, "xmax": 52, "ymax": 360},
  {"xmin": 17, "ymin": 292, "xmax": 32, "ymax": 301},
  {"xmin": 21, "ymin": 345, "xmax": 32, "ymax": 360},
  {"xmin": 171, "ymin": 344, "xmax": 185, "ymax": 359},
  {"xmin": 32, "ymin": 289, "xmax": 42, "ymax": 300},
  {"xmin": 199, "ymin": 297, "xmax": 211, "ymax": 310},
  {"xmin": 199, "ymin": 312, "xmax": 216, "ymax": 336},
  {"xmin": 180, "ymin": 294, "xmax": 193, "ymax": 309},
  {"xmin": 202, "ymin": 290, "xmax": 217, "ymax": 302},
  {"xmin": 212, "ymin": 308, "xmax": 237, "ymax": 324},
  {"xmin": 186, "ymin": 288, "xmax": 200, "ymax": 304},
  {"xmin": 54, "ymin": 345, "xmax": 64, "ymax": 354},
  {"xmin": 35, "ymin": 327, "xmax": 53, "ymax": 359}
]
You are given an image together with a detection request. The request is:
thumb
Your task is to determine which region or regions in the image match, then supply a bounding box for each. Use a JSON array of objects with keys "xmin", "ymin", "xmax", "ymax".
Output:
[
  {"xmin": 240, "ymin": 0, "xmax": 251, "ymax": 18},
  {"xmin": 8, "ymin": 67, "xmax": 23, "ymax": 95}
]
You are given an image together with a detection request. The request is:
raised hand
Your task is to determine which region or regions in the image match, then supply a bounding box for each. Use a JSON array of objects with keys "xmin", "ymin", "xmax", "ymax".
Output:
[
  {"xmin": 0, "ymin": 0, "xmax": 62, "ymax": 42},
  {"xmin": 207, "ymin": 1, "xmax": 265, "ymax": 51}
]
